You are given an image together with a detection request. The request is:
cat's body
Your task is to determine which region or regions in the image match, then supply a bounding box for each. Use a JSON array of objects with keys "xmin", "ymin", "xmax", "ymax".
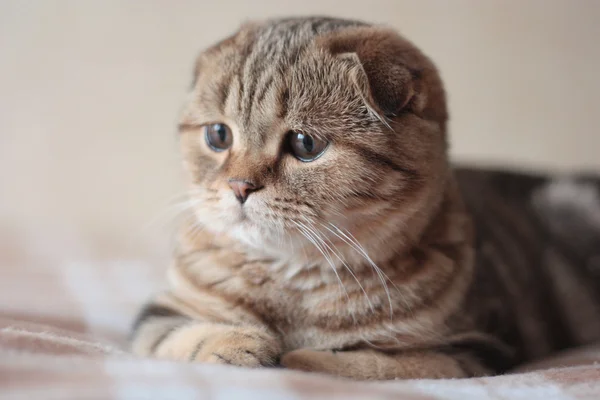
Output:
[
  {"xmin": 131, "ymin": 17, "xmax": 600, "ymax": 379},
  {"xmin": 457, "ymin": 169, "xmax": 600, "ymax": 369}
]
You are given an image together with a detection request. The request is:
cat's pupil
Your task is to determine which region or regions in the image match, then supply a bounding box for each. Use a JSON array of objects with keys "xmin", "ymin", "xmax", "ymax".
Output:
[
  {"xmin": 302, "ymin": 135, "xmax": 314, "ymax": 153},
  {"xmin": 216, "ymin": 125, "xmax": 227, "ymax": 142}
]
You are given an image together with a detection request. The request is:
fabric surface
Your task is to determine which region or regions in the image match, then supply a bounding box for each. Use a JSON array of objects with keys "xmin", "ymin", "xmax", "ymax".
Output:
[{"xmin": 1, "ymin": 228, "xmax": 600, "ymax": 400}]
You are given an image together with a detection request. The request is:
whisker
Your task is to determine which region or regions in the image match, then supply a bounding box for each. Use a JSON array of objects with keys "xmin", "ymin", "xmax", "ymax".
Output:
[
  {"xmin": 186, "ymin": 212, "xmax": 206, "ymax": 238},
  {"xmin": 300, "ymin": 220, "xmax": 375, "ymax": 314},
  {"xmin": 142, "ymin": 197, "xmax": 203, "ymax": 233},
  {"xmin": 323, "ymin": 222, "xmax": 406, "ymax": 319},
  {"xmin": 340, "ymin": 225, "xmax": 411, "ymax": 314},
  {"xmin": 291, "ymin": 221, "xmax": 349, "ymax": 303}
]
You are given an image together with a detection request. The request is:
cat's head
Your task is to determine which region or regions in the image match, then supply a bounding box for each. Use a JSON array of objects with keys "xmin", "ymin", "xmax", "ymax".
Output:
[{"xmin": 178, "ymin": 17, "xmax": 450, "ymax": 261}]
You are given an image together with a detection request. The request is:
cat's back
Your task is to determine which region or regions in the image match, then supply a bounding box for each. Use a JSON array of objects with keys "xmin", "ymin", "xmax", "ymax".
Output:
[{"xmin": 455, "ymin": 167, "xmax": 600, "ymax": 365}]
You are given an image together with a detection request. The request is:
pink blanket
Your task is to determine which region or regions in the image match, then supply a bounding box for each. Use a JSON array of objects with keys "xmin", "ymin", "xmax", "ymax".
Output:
[{"xmin": 1, "ymin": 228, "xmax": 599, "ymax": 399}]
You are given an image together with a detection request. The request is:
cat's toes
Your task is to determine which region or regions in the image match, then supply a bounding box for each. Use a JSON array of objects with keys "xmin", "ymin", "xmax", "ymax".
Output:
[
  {"xmin": 281, "ymin": 349, "xmax": 339, "ymax": 373},
  {"xmin": 193, "ymin": 329, "xmax": 281, "ymax": 368}
]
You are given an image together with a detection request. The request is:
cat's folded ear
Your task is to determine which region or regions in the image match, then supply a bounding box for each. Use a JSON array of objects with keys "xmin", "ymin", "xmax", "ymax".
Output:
[{"xmin": 317, "ymin": 27, "xmax": 446, "ymax": 123}]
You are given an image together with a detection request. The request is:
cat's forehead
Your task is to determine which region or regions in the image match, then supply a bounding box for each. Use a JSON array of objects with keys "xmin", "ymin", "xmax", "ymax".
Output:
[{"xmin": 192, "ymin": 18, "xmax": 378, "ymax": 141}]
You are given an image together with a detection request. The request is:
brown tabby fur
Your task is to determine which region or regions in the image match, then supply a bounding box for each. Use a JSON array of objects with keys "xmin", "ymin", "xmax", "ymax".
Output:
[{"xmin": 131, "ymin": 17, "xmax": 600, "ymax": 380}]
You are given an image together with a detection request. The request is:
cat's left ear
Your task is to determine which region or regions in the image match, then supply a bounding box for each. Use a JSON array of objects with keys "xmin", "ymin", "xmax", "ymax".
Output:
[{"xmin": 318, "ymin": 26, "xmax": 446, "ymax": 123}]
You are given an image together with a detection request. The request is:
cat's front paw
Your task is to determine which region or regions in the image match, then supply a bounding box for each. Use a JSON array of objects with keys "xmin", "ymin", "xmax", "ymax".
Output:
[
  {"xmin": 281, "ymin": 349, "xmax": 338, "ymax": 373},
  {"xmin": 191, "ymin": 327, "xmax": 281, "ymax": 368}
]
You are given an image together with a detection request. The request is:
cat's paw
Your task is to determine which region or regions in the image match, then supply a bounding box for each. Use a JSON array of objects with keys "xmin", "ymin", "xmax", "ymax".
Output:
[
  {"xmin": 282, "ymin": 348, "xmax": 474, "ymax": 379},
  {"xmin": 146, "ymin": 322, "xmax": 282, "ymax": 368},
  {"xmin": 281, "ymin": 349, "xmax": 340, "ymax": 373},
  {"xmin": 191, "ymin": 327, "xmax": 281, "ymax": 368}
]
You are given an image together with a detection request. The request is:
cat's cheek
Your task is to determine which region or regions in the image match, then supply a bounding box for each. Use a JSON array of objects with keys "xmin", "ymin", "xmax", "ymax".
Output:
[{"xmin": 193, "ymin": 201, "xmax": 240, "ymax": 234}]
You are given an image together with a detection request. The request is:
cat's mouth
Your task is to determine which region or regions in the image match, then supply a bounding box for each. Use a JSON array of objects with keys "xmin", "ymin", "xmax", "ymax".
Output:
[
  {"xmin": 230, "ymin": 202, "xmax": 261, "ymax": 226},
  {"xmin": 238, "ymin": 207, "xmax": 248, "ymax": 221}
]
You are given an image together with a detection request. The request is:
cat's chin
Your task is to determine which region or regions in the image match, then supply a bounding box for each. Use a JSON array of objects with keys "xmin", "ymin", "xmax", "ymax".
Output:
[{"xmin": 225, "ymin": 219, "xmax": 303, "ymax": 257}]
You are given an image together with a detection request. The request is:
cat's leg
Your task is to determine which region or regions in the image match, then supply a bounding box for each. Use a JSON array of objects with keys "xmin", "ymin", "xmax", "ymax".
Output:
[
  {"xmin": 281, "ymin": 348, "xmax": 489, "ymax": 380},
  {"xmin": 131, "ymin": 300, "xmax": 281, "ymax": 367}
]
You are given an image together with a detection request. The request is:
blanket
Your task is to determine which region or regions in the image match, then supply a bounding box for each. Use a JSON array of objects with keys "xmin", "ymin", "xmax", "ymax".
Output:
[{"xmin": 1, "ymin": 228, "xmax": 599, "ymax": 400}]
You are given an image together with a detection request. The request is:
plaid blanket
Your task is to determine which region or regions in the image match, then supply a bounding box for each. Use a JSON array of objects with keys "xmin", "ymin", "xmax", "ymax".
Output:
[{"xmin": 1, "ymin": 227, "xmax": 599, "ymax": 400}]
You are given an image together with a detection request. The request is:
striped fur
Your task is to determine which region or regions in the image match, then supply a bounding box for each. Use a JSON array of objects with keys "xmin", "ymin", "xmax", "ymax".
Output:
[{"xmin": 131, "ymin": 17, "xmax": 600, "ymax": 380}]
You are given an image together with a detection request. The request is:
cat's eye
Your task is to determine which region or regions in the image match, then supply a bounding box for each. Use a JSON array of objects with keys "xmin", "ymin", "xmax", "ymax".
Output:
[
  {"xmin": 205, "ymin": 123, "xmax": 232, "ymax": 152},
  {"xmin": 288, "ymin": 131, "xmax": 329, "ymax": 162}
]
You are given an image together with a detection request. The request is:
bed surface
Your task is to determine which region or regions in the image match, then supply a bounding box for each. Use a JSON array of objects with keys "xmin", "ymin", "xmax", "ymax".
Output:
[{"xmin": 1, "ymin": 228, "xmax": 599, "ymax": 400}]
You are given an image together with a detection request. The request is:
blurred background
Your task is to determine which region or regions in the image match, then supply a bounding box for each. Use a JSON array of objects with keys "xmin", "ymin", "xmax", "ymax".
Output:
[{"xmin": 1, "ymin": 0, "xmax": 599, "ymax": 254}]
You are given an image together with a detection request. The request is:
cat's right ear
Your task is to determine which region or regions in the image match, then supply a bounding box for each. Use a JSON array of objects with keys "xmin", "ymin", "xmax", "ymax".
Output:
[{"xmin": 318, "ymin": 26, "xmax": 446, "ymax": 123}]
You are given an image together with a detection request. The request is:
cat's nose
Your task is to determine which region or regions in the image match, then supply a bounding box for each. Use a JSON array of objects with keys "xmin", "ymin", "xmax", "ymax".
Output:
[{"xmin": 227, "ymin": 179, "xmax": 262, "ymax": 204}]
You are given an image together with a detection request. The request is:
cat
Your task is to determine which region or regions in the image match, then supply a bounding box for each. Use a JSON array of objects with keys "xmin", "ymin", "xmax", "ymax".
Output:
[{"xmin": 130, "ymin": 16, "xmax": 600, "ymax": 380}]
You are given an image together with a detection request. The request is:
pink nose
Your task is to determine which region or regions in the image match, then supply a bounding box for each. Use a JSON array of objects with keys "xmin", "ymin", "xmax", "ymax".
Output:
[{"xmin": 228, "ymin": 179, "xmax": 261, "ymax": 204}]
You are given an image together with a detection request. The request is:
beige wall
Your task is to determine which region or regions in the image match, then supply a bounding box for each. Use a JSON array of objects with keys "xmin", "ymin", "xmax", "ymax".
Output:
[{"xmin": 1, "ymin": 0, "xmax": 599, "ymax": 239}]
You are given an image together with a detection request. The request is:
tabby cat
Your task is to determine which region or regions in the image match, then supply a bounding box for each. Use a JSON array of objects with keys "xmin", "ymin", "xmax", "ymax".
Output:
[{"xmin": 131, "ymin": 17, "xmax": 600, "ymax": 380}]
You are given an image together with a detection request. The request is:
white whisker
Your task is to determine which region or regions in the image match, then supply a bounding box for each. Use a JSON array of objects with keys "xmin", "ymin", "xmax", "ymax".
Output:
[
  {"xmin": 292, "ymin": 220, "xmax": 349, "ymax": 304},
  {"xmin": 300, "ymin": 220, "xmax": 375, "ymax": 314},
  {"xmin": 323, "ymin": 222, "xmax": 407, "ymax": 319},
  {"xmin": 142, "ymin": 189, "xmax": 205, "ymax": 232}
]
